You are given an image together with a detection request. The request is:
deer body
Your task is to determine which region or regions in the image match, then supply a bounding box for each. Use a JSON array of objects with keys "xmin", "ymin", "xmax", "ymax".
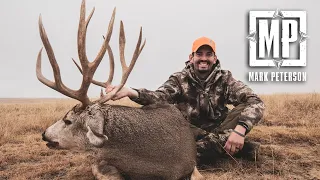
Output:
[
  {"xmin": 102, "ymin": 104, "xmax": 196, "ymax": 179},
  {"xmin": 44, "ymin": 103, "xmax": 196, "ymax": 179}
]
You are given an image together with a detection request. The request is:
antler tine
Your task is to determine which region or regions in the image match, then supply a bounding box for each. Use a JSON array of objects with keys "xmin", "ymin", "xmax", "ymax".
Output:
[
  {"xmin": 72, "ymin": 58, "xmax": 106, "ymax": 88},
  {"xmin": 77, "ymin": 5, "xmax": 116, "ymax": 94},
  {"xmin": 38, "ymin": 15, "xmax": 62, "ymax": 87},
  {"xmin": 36, "ymin": 48, "xmax": 55, "ymax": 89},
  {"xmin": 72, "ymin": 48, "xmax": 114, "ymax": 88},
  {"xmin": 72, "ymin": 58, "xmax": 83, "ymax": 74},
  {"xmin": 92, "ymin": 35, "xmax": 116, "ymax": 89},
  {"xmin": 77, "ymin": 0, "xmax": 90, "ymax": 69},
  {"xmin": 85, "ymin": 7, "xmax": 95, "ymax": 29},
  {"xmin": 105, "ymin": 43, "xmax": 115, "ymax": 88},
  {"xmin": 71, "ymin": 34, "xmax": 115, "ymax": 89},
  {"xmin": 90, "ymin": 8, "xmax": 116, "ymax": 73},
  {"xmin": 120, "ymin": 26, "xmax": 146, "ymax": 85},
  {"xmin": 98, "ymin": 22, "xmax": 146, "ymax": 104},
  {"xmin": 119, "ymin": 21, "xmax": 127, "ymax": 74},
  {"xmin": 93, "ymin": 35, "xmax": 116, "ymax": 88},
  {"xmin": 37, "ymin": 15, "xmax": 89, "ymax": 105},
  {"xmin": 77, "ymin": 0, "xmax": 92, "ymax": 95}
]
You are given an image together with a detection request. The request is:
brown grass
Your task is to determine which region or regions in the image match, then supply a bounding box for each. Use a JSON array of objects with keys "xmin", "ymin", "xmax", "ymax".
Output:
[{"xmin": 0, "ymin": 94, "xmax": 320, "ymax": 179}]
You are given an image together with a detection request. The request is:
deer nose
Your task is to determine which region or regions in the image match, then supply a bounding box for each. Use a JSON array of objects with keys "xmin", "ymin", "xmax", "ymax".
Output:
[{"xmin": 42, "ymin": 131, "xmax": 48, "ymax": 141}]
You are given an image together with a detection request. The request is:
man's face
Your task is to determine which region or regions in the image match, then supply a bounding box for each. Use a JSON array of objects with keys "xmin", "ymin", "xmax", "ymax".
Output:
[{"xmin": 190, "ymin": 45, "xmax": 217, "ymax": 74}]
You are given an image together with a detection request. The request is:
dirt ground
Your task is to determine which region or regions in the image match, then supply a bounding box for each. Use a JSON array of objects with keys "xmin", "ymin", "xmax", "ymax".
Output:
[{"xmin": 0, "ymin": 94, "xmax": 320, "ymax": 180}]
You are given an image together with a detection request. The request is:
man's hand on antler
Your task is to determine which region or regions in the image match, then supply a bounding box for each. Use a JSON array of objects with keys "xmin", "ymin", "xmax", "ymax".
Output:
[{"xmin": 105, "ymin": 86, "xmax": 138, "ymax": 100}]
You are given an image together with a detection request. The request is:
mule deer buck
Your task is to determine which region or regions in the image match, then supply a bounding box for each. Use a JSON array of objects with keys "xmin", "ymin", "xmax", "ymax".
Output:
[{"xmin": 38, "ymin": 1, "xmax": 204, "ymax": 179}]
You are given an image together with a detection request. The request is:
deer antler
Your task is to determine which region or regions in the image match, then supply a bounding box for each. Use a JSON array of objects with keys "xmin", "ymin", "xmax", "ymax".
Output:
[
  {"xmin": 71, "ymin": 36, "xmax": 115, "ymax": 89},
  {"xmin": 98, "ymin": 21, "xmax": 146, "ymax": 103},
  {"xmin": 72, "ymin": 21, "xmax": 146, "ymax": 104},
  {"xmin": 36, "ymin": 0, "xmax": 116, "ymax": 109}
]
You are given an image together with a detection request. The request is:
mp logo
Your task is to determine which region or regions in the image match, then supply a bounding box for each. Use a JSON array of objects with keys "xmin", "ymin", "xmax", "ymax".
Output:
[{"xmin": 247, "ymin": 9, "xmax": 308, "ymax": 69}]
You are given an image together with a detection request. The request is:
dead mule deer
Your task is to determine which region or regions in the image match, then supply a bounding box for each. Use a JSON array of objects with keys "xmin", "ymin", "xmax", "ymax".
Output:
[{"xmin": 38, "ymin": 1, "xmax": 203, "ymax": 179}]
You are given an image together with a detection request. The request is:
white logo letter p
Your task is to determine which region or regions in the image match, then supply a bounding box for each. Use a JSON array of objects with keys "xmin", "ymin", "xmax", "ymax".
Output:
[{"xmin": 282, "ymin": 20, "xmax": 298, "ymax": 58}]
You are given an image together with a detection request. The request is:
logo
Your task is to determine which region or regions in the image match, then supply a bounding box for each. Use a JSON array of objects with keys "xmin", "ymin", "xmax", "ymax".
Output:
[
  {"xmin": 247, "ymin": 9, "xmax": 308, "ymax": 82},
  {"xmin": 247, "ymin": 9, "xmax": 309, "ymax": 69}
]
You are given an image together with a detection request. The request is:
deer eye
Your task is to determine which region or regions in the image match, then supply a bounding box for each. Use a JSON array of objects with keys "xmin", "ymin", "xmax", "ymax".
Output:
[{"xmin": 63, "ymin": 119, "xmax": 72, "ymax": 125}]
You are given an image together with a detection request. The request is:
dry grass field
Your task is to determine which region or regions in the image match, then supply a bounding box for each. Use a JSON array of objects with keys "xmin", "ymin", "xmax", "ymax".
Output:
[{"xmin": 0, "ymin": 94, "xmax": 319, "ymax": 180}]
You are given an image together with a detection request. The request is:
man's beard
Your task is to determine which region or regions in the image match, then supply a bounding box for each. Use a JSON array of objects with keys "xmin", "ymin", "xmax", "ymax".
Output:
[
  {"xmin": 196, "ymin": 60, "xmax": 211, "ymax": 74},
  {"xmin": 197, "ymin": 69, "xmax": 210, "ymax": 74}
]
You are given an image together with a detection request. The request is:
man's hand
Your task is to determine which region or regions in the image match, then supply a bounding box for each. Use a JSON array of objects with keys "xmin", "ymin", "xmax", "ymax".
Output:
[
  {"xmin": 105, "ymin": 86, "xmax": 139, "ymax": 101},
  {"xmin": 223, "ymin": 125, "xmax": 246, "ymax": 155}
]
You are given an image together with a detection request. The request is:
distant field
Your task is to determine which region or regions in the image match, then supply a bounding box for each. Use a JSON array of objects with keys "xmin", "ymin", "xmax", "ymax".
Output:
[
  {"xmin": 0, "ymin": 98, "xmax": 67, "ymax": 104},
  {"xmin": 0, "ymin": 94, "xmax": 319, "ymax": 180}
]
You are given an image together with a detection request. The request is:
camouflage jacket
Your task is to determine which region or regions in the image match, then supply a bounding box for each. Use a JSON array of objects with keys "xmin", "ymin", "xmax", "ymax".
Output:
[{"xmin": 131, "ymin": 60, "xmax": 265, "ymax": 133}]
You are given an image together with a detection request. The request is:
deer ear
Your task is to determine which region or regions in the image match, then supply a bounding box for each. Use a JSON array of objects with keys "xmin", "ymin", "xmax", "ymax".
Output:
[{"xmin": 86, "ymin": 126, "xmax": 108, "ymax": 148}]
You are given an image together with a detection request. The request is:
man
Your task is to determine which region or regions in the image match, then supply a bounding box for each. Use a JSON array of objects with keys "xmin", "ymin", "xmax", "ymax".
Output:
[{"xmin": 106, "ymin": 37, "xmax": 265, "ymax": 164}]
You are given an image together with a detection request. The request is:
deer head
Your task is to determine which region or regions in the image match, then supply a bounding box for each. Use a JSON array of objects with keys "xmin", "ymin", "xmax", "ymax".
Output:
[{"xmin": 39, "ymin": 0, "xmax": 145, "ymax": 149}]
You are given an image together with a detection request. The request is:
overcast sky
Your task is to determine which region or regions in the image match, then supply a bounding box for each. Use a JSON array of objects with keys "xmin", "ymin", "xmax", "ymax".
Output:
[{"xmin": 0, "ymin": 0, "xmax": 319, "ymax": 98}]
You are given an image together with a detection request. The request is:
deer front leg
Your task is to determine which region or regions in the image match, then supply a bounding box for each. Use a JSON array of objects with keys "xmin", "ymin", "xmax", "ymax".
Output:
[
  {"xmin": 92, "ymin": 161, "xmax": 125, "ymax": 180},
  {"xmin": 191, "ymin": 166, "xmax": 205, "ymax": 180}
]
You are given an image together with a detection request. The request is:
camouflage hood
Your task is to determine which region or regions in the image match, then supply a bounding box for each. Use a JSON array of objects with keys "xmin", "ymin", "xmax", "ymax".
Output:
[{"xmin": 185, "ymin": 59, "xmax": 222, "ymax": 88}]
